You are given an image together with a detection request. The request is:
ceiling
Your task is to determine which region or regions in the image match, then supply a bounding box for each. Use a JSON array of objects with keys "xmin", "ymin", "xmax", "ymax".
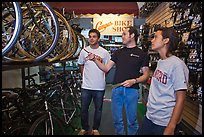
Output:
[{"xmin": 47, "ymin": 2, "xmax": 139, "ymax": 16}]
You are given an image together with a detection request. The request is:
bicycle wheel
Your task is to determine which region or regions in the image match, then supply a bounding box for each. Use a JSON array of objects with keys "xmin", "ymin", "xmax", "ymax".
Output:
[
  {"xmin": 4, "ymin": 124, "xmax": 30, "ymax": 135},
  {"xmin": 23, "ymin": 2, "xmax": 60, "ymax": 62},
  {"xmin": 60, "ymin": 26, "xmax": 78, "ymax": 61},
  {"xmin": 72, "ymin": 31, "xmax": 88, "ymax": 58},
  {"xmin": 47, "ymin": 10, "xmax": 73, "ymax": 62},
  {"xmin": 2, "ymin": 2, "xmax": 22, "ymax": 57},
  {"xmin": 28, "ymin": 114, "xmax": 65, "ymax": 135},
  {"xmin": 3, "ymin": 2, "xmax": 60, "ymax": 63}
]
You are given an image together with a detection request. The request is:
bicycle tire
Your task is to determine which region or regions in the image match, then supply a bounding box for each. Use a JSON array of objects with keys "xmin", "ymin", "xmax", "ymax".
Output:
[
  {"xmin": 4, "ymin": 124, "xmax": 30, "ymax": 135},
  {"xmin": 47, "ymin": 10, "xmax": 73, "ymax": 62},
  {"xmin": 2, "ymin": 2, "xmax": 22, "ymax": 57},
  {"xmin": 24, "ymin": 2, "xmax": 60, "ymax": 62},
  {"xmin": 28, "ymin": 114, "xmax": 65, "ymax": 135},
  {"xmin": 72, "ymin": 32, "xmax": 88, "ymax": 58},
  {"xmin": 4, "ymin": 2, "xmax": 60, "ymax": 63},
  {"xmin": 60, "ymin": 26, "xmax": 78, "ymax": 61}
]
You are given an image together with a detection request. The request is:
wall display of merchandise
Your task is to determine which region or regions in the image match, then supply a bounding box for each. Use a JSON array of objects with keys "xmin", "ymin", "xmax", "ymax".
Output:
[
  {"xmin": 139, "ymin": 2, "xmax": 162, "ymax": 18},
  {"xmin": 169, "ymin": 2, "xmax": 202, "ymax": 104},
  {"xmin": 142, "ymin": 2, "xmax": 202, "ymax": 104}
]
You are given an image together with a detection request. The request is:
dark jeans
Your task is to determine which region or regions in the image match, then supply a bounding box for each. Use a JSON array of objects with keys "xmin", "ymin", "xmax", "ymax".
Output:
[
  {"xmin": 80, "ymin": 88, "xmax": 105, "ymax": 131},
  {"xmin": 138, "ymin": 116, "xmax": 182, "ymax": 135}
]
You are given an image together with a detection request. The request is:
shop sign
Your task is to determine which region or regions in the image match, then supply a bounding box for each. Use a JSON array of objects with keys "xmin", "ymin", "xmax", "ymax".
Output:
[{"xmin": 93, "ymin": 15, "xmax": 133, "ymax": 35}]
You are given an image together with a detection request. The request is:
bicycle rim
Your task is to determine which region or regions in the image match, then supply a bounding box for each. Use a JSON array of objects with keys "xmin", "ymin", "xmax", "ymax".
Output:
[
  {"xmin": 2, "ymin": 2, "xmax": 22, "ymax": 57},
  {"xmin": 60, "ymin": 27, "xmax": 78, "ymax": 61},
  {"xmin": 72, "ymin": 32, "xmax": 88, "ymax": 58},
  {"xmin": 5, "ymin": 124, "xmax": 30, "ymax": 135},
  {"xmin": 28, "ymin": 114, "xmax": 64, "ymax": 135},
  {"xmin": 47, "ymin": 10, "xmax": 73, "ymax": 62},
  {"xmin": 16, "ymin": 2, "xmax": 60, "ymax": 63}
]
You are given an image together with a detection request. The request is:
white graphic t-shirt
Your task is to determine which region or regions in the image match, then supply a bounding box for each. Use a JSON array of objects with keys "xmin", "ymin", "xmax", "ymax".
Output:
[
  {"xmin": 146, "ymin": 55, "xmax": 189, "ymax": 126},
  {"xmin": 78, "ymin": 46, "xmax": 111, "ymax": 90}
]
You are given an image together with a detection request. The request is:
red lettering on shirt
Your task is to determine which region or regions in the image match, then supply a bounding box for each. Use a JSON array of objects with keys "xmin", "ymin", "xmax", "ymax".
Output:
[{"xmin": 153, "ymin": 69, "xmax": 167, "ymax": 84}]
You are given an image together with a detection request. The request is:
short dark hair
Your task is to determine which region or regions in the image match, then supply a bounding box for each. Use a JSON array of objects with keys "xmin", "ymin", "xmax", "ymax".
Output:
[
  {"xmin": 157, "ymin": 27, "xmax": 179, "ymax": 54},
  {"xmin": 88, "ymin": 29, "xmax": 100, "ymax": 38},
  {"xmin": 127, "ymin": 26, "xmax": 139, "ymax": 44}
]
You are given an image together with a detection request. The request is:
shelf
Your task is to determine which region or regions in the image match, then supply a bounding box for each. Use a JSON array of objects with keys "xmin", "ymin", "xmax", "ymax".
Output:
[
  {"xmin": 187, "ymin": 61, "xmax": 202, "ymax": 64},
  {"xmin": 2, "ymin": 57, "xmax": 78, "ymax": 71},
  {"xmin": 103, "ymin": 44, "xmax": 122, "ymax": 47},
  {"xmin": 54, "ymin": 66, "xmax": 79, "ymax": 71}
]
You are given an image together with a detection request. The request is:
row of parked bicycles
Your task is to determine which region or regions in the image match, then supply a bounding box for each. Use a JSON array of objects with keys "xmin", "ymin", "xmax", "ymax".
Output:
[
  {"xmin": 2, "ymin": 2, "xmax": 88, "ymax": 64},
  {"xmin": 2, "ymin": 68, "xmax": 82, "ymax": 135}
]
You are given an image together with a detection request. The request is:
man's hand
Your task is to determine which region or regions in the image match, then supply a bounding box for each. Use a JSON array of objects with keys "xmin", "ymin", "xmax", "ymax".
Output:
[
  {"xmin": 87, "ymin": 53, "xmax": 102, "ymax": 63},
  {"xmin": 95, "ymin": 55, "xmax": 103, "ymax": 63},
  {"xmin": 121, "ymin": 79, "xmax": 136, "ymax": 87},
  {"xmin": 86, "ymin": 53, "xmax": 95, "ymax": 60}
]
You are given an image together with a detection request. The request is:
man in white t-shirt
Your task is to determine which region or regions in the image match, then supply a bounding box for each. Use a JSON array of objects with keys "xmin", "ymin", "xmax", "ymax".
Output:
[{"xmin": 78, "ymin": 29, "xmax": 110, "ymax": 135}]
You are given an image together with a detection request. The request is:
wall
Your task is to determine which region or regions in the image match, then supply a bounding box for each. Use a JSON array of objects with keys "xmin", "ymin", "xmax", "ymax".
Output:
[
  {"xmin": 2, "ymin": 69, "xmax": 22, "ymax": 88},
  {"xmin": 145, "ymin": 2, "xmax": 171, "ymax": 27},
  {"xmin": 2, "ymin": 66, "xmax": 40, "ymax": 88},
  {"xmin": 70, "ymin": 18, "xmax": 93, "ymax": 29},
  {"xmin": 134, "ymin": 18, "xmax": 146, "ymax": 27}
]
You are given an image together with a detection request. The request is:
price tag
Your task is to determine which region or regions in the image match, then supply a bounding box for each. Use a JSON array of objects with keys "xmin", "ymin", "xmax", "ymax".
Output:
[
  {"xmin": 182, "ymin": 32, "xmax": 190, "ymax": 44},
  {"xmin": 63, "ymin": 30, "xmax": 68, "ymax": 38}
]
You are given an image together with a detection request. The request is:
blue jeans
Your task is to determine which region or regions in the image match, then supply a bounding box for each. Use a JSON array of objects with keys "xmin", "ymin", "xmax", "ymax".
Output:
[
  {"xmin": 111, "ymin": 86, "xmax": 139, "ymax": 135},
  {"xmin": 80, "ymin": 88, "xmax": 105, "ymax": 131},
  {"xmin": 138, "ymin": 116, "xmax": 182, "ymax": 135}
]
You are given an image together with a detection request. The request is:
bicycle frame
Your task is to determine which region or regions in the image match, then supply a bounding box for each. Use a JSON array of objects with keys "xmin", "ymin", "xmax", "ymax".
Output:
[{"xmin": 28, "ymin": 82, "xmax": 78, "ymax": 135}]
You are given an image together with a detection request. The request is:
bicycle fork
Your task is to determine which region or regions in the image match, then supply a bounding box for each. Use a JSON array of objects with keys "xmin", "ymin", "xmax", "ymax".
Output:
[{"xmin": 44, "ymin": 101, "xmax": 54, "ymax": 135}]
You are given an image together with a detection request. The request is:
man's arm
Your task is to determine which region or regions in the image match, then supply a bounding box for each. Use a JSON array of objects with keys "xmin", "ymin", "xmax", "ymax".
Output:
[
  {"xmin": 94, "ymin": 59, "xmax": 115, "ymax": 73},
  {"xmin": 136, "ymin": 66, "xmax": 150, "ymax": 83},
  {"xmin": 88, "ymin": 53, "xmax": 115, "ymax": 73},
  {"xmin": 163, "ymin": 90, "xmax": 186, "ymax": 135},
  {"xmin": 122, "ymin": 66, "xmax": 150, "ymax": 87}
]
